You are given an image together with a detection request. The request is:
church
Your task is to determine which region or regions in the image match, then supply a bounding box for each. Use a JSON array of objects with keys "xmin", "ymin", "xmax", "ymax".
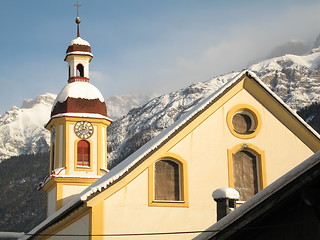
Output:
[{"xmin": 22, "ymin": 16, "xmax": 320, "ymax": 240}]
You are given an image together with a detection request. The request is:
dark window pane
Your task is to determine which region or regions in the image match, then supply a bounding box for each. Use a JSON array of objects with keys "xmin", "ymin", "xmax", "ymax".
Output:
[
  {"xmin": 232, "ymin": 113, "xmax": 252, "ymax": 134},
  {"xmin": 233, "ymin": 150, "xmax": 259, "ymax": 201},
  {"xmin": 155, "ymin": 160, "xmax": 180, "ymax": 201},
  {"xmin": 77, "ymin": 140, "xmax": 90, "ymax": 167}
]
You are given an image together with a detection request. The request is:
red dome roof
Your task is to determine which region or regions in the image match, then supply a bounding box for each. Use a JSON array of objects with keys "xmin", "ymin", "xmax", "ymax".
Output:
[
  {"xmin": 51, "ymin": 98, "xmax": 107, "ymax": 117},
  {"xmin": 51, "ymin": 82, "xmax": 107, "ymax": 118}
]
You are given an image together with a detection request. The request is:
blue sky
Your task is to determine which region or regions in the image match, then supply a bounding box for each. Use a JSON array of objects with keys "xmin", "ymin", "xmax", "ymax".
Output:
[{"xmin": 0, "ymin": 0, "xmax": 320, "ymax": 114}]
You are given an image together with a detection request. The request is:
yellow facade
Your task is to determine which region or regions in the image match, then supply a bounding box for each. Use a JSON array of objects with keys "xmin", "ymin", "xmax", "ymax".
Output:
[
  {"xmin": 43, "ymin": 116, "xmax": 111, "ymax": 216},
  {"xmin": 87, "ymin": 79, "xmax": 316, "ymax": 239},
  {"xmin": 30, "ymin": 74, "xmax": 320, "ymax": 240}
]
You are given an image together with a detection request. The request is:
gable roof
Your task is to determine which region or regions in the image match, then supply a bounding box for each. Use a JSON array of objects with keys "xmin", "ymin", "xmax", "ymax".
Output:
[
  {"xmin": 194, "ymin": 150, "xmax": 320, "ymax": 240},
  {"xmin": 24, "ymin": 70, "xmax": 320, "ymax": 239}
]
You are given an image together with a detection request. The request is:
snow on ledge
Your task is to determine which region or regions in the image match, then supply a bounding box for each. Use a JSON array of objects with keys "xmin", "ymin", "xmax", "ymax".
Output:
[
  {"xmin": 212, "ymin": 188, "xmax": 240, "ymax": 200},
  {"xmin": 51, "ymin": 175, "xmax": 101, "ymax": 179},
  {"xmin": 52, "ymin": 167, "xmax": 66, "ymax": 175},
  {"xmin": 51, "ymin": 113, "xmax": 112, "ymax": 122}
]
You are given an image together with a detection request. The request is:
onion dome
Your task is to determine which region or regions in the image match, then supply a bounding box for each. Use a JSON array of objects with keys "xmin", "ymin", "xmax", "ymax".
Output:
[
  {"xmin": 51, "ymin": 82, "xmax": 107, "ymax": 118},
  {"xmin": 65, "ymin": 37, "xmax": 93, "ymax": 59}
]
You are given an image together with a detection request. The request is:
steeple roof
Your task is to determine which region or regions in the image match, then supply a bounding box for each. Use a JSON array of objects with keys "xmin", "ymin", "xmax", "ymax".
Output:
[
  {"xmin": 51, "ymin": 82, "xmax": 108, "ymax": 118},
  {"xmin": 50, "ymin": 16, "xmax": 108, "ymax": 119},
  {"xmin": 65, "ymin": 16, "xmax": 93, "ymax": 58}
]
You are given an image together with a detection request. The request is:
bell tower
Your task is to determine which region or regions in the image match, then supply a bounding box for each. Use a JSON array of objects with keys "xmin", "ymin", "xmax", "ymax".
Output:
[{"xmin": 43, "ymin": 16, "xmax": 112, "ymax": 217}]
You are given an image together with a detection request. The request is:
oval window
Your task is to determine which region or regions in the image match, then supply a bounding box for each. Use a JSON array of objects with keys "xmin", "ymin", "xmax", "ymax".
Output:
[
  {"xmin": 232, "ymin": 112, "xmax": 255, "ymax": 134},
  {"xmin": 227, "ymin": 105, "xmax": 261, "ymax": 139},
  {"xmin": 232, "ymin": 111, "xmax": 257, "ymax": 134}
]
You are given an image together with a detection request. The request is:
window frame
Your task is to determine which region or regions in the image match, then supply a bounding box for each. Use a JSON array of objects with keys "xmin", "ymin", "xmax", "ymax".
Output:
[
  {"xmin": 228, "ymin": 144, "xmax": 266, "ymax": 201},
  {"xmin": 227, "ymin": 104, "xmax": 261, "ymax": 139},
  {"xmin": 75, "ymin": 139, "xmax": 93, "ymax": 171},
  {"xmin": 148, "ymin": 153, "xmax": 188, "ymax": 207}
]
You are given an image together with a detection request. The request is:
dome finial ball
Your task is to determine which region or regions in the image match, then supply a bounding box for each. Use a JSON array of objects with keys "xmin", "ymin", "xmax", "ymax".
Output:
[{"xmin": 76, "ymin": 17, "xmax": 81, "ymax": 24}]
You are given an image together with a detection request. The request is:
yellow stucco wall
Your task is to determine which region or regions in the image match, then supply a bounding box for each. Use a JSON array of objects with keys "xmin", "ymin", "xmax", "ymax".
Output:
[
  {"xmin": 97, "ymin": 88, "xmax": 314, "ymax": 239},
  {"xmin": 47, "ymin": 186, "xmax": 56, "ymax": 217},
  {"xmin": 47, "ymin": 214, "xmax": 90, "ymax": 240},
  {"xmin": 62, "ymin": 185, "xmax": 89, "ymax": 206}
]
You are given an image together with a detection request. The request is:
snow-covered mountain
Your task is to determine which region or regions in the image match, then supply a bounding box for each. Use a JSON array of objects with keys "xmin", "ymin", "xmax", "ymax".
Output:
[
  {"xmin": 249, "ymin": 49, "xmax": 320, "ymax": 109},
  {"xmin": 108, "ymin": 49, "xmax": 320, "ymax": 166},
  {"xmin": 0, "ymin": 94, "xmax": 55, "ymax": 161},
  {"xmin": 0, "ymin": 93, "xmax": 156, "ymax": 161},
  {"xmin": 106, "ymin": 93, "xmax": 159, "ymax": 119},
  {"xmin": 2, "ymin": 47, "xmax": 320, "ymax": 163}
]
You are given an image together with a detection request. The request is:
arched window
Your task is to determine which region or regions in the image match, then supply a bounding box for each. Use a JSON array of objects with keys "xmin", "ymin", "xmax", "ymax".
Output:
[
  {"xmin": 233, "ymin": 150, "xmax": 260, "ymax": 201},
  {"xmin": 76, "ymin": 64, "xmax": 84, "ymax": 77},
  {"xmin": 77, "ymin": 140, "xmax": 90, "ymax": 167},
  {"xmin": 154, "ymin": 159, "xmax": 181, "ymax": 201}
]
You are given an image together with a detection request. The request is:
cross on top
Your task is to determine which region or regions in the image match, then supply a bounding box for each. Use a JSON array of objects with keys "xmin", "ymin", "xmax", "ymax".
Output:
[{"xmin": 74, "ymin": 1, "xmax": 82, "ymax": 17}]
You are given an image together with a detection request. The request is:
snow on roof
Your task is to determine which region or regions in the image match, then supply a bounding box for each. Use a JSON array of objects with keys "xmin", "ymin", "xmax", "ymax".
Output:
[
  {"xmin": 53, "ymin": 82, "xmax": 105, "ymax": 106},
  {"xmin": 51, "ymin": 112, "xmax": 112, "ymax": 122},
  {"xmin": 212, "ymin": 188, "xmax": 240, "ymax": 200},
  {"xmin": 194, "ymin": 150, "xmax": 320, "ymax": 240},
  {"xmin": 24, "ymin": 71, "xmax": 320, "ymax": 239},
  {"xmin": 69, "ymin": 37, "xmax": 90, "ymax": 46}
]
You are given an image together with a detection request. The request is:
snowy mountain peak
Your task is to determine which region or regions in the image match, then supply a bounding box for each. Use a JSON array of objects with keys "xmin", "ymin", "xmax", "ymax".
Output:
[
  {"xmin": 21, "ymin": 93, "xmax": 56, "ymax": 109},
  {"xmin": 248, "ymin": 51, "xmax": 320, "ymax": 110},
  {"xmin": 0, "ymin": 94, "xmax": 55, "ymax": 161}
]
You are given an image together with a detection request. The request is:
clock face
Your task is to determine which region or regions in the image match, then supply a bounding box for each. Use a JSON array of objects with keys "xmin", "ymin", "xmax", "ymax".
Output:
[{"xmin": 74, "ymin": 121, "xmax": 94, "ymax": 139}]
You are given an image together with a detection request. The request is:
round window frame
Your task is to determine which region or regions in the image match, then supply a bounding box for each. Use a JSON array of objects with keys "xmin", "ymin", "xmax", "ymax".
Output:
[{"xmin": 227, "ymin": 104, "xmax": 261, "ymax": 139}]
